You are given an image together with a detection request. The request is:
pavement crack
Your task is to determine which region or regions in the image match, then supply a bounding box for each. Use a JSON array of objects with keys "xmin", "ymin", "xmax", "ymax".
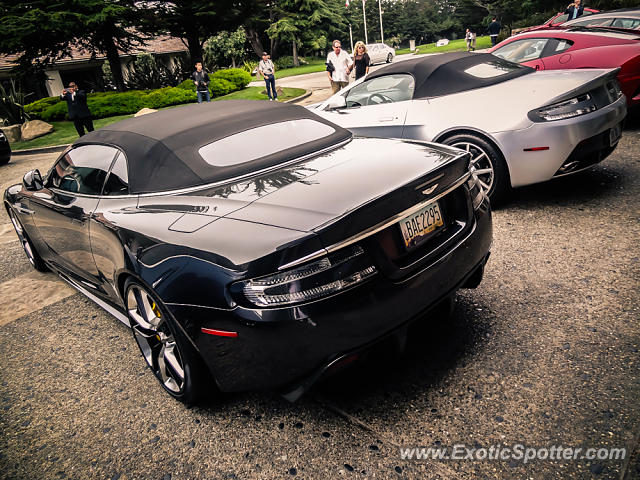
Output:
[{"xmin": 313, "ymin": 396, "xmax": 459, "ymax": 479}]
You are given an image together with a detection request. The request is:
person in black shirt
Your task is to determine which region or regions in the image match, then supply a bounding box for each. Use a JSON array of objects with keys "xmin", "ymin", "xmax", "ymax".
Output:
[
  {"xmin": 350, "ymin": 41, "xmax": 370, "ymax": 81},
  {"xmin": 60, "ymin": 82, "xmax": 94, "ymax": 137},
  {"xmin": 487, "ymin": 17, "xmax": 501, "ymax": 46},
  {"xmin": 192, "ymin": 61, "xmax": 210, "ymax": 103}
]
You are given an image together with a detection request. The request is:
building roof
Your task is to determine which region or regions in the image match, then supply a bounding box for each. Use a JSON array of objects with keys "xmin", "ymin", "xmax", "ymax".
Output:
[
  {"xmin": 0, "ymin": 35, "xmax": 187, "ymax": 72},
  {"xmin": 75, "ymin": 101, "xmax": 352, "ymax": 194}
]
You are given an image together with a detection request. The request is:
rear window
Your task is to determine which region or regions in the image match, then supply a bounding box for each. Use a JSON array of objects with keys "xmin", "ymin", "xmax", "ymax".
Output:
[
  {"xmin": 198, "ymin": 119, "xmax": 336, "ymax": 167},
  {"xmin": 464, "ymin": 61, "xmax": 525, "ymax": 78}
]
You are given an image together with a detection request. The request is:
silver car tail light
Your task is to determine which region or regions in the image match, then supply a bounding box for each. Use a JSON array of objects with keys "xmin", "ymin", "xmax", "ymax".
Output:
[{"xmin": 529, "ymin": 94, "xmax": 597, "ymax": 122}]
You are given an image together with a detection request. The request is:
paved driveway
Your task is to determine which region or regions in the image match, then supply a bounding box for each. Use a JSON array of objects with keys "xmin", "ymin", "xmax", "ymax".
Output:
[{"xmin": 0, "ymin": 116, "xmax": 638, "ymax": 479}]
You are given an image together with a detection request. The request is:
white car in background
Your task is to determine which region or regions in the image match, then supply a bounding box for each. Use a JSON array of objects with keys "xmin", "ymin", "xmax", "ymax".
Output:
[
  {"xmin": 310, "ymin": 52, "xmax": 627, "ymax": 204},
  {"xmin": 366, "ymin": 43, "xmax": 395, "ymax": 64}
]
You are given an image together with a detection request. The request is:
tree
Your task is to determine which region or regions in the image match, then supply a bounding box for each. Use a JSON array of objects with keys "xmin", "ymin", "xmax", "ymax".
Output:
[
  {"xmin": 146, "ymin": 1, "xmax": 242, "ymax": 64},
  {"xmin": 204, "ymin": 27, "xmax": 247, "ymax": 69},
  {"xmin": 0, "ymin": 0, "xmax": 145, "ymax": 92},
  {"xmin": 267, "ymin": 0, "xmax": 346, "ymax": 65}
]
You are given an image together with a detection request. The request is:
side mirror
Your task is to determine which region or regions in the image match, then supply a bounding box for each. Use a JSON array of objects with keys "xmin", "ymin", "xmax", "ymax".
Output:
[
  {"xmin": 326, "ymin": 96, "xmax": 347, "ymax": 110},
  {"xmin": 23, "ymin": 169, "xmax": 44, "ymax": 191}
]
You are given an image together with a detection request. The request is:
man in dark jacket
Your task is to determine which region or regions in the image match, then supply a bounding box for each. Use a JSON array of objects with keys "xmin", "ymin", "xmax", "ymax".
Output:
[
  {"xmin": 192, "ymin": 61, "xmax": 210, "ymax": 103},
  {"xmin": 565, "ymin": 0, "xmax": 584, "ymax": 20},
  {"xmin": 487, "ymin": 17, "xmax": 501, "ymax": 46},
  {"xmin": 60, "ymin": 82, "xmax": 94, "ymax": 137}
]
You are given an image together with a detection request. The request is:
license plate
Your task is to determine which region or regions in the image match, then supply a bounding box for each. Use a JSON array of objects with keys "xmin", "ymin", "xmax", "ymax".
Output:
[
  {"xmin": 609, "ymin": 123, "xmax": 622, "ymax": 146},
  {"xmin": 399, "ymin": 201, "xmax": 444, "ymax": 249}
]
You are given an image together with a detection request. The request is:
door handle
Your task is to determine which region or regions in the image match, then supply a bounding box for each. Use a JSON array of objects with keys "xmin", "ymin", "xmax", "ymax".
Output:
[{"xmin": 378, "ymin": 116, "xmax": 396, "ymax": 122}]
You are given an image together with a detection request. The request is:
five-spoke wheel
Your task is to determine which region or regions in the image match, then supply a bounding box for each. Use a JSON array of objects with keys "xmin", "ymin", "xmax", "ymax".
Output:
[
  {"xmin": 125, "ymin": 279, "xmax": 206, "ymax": 403},
  {"xmin": 442, "ymin": 133, "xmax": 511, "ymax": 204}
]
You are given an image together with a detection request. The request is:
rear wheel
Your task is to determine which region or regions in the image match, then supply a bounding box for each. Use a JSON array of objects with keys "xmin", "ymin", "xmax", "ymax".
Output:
[
  {"xmin": 442, "ymin": 133, "xmax": 511, "ymax": 205},
  {"xmin": 8, "ymin": 208, "xmax": 48, "ymax": 272},
  {"xmin": 386, "ymin": 53, "xmax": 393, "ymax": 63},
  {"xmin": 125, "ymin": 278, "xmax": 208, "ymax": 405}
]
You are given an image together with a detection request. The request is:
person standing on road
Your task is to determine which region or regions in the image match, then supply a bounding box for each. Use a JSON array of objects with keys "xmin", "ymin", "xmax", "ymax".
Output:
[
  {"xmin": 258, "ymin": 52, "xmax": 278, "ymax": 101},
  {"xmin": 351, "ymin": 41, "xmax": 370, "ymax": 81},
  {"xmin": 465, "ymin": 29, "xmax": 475, "ymax": 52},
  {"xmin": 60, "ymin": 82, "xmax": 94, "ymax": 137},
  {"xmin": 192, "ymin": 61, "xmax": 210, "ymax": 103},
  {"xmin": 326, "ymin": 40, "xmax": 353, "ymax": 94},
  {"xmin": 487, "ymin": 17, "xmax": 501, "ymax": 46},
  {"xmin": 565, "ymin": 0, "xmax": 584, "ymax": 20}
]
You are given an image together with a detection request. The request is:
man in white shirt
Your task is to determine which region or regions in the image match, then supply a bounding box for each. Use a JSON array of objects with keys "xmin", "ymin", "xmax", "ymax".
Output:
[
  {"xmin": 326, "ymin": 40, "xmax": 353, "ymax": 94},
  {"xmin": 258, "ymin": 52, "xmax": 277, "ymax": 101}
]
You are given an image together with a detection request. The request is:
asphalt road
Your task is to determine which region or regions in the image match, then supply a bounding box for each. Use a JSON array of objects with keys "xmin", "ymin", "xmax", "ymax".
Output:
[{"xmin": 0, "ymin": 114, "xmax": 639, "ymax": 480}]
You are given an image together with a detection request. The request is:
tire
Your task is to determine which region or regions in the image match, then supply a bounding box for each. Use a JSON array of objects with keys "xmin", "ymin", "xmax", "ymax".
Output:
[
  {"xmin": 386, "ymin": 53, "xmax": 393, "ymax": 63},
  {"xmin": 8, "ymin": 208, "xmax": 48, "ymax": 272},
  {"xmin": 441, "ymin": 133, "xmax": 511, "ymax": 205},
  {"xmin": 124, "ymin": 278, "xmax": 209, "ymax": 405}
]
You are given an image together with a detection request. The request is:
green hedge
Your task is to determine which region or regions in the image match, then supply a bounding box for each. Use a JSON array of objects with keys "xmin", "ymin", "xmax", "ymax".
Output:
[{"xmin": 26, "ymin": 68, "xmax": 252, "ymax": 122}]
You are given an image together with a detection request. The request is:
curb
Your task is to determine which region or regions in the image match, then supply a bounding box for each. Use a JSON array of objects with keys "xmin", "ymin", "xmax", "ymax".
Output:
[
  {"xmin": 11, "ymin": 144, "xmax": 70, "ymax": 156},
  {"xmin": 284, "ymin": 90, "xmax": 312, "ymax": 104}
]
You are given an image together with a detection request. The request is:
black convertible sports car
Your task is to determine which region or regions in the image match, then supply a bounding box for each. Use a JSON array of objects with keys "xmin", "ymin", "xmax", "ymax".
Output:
[
  {"xmin": 5, "ymin": 101, "xmax": 492, "ymax": 403},
  {"xmin": 0, "ymin": 129, "xmax": 11, "ymax": 165}
]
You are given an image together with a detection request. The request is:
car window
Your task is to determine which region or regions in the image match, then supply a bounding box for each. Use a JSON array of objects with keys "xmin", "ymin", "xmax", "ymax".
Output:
[
  {"xmin": 492, "ymin": 38, "xmax": 549, "ymax": 63},
  {"xmin": 47, "ymin": 145, "xmax": 119, "ymax": 195},
  {"xmin": 569, "ymin": 17, "xmax": 612, "ymax": 26},
  {"xmin": 102, "ymin": 152, "xmax": 130, "ymax": 195},
  {"xmin": 553, "ymin": 14, "xmax": 569, "ymax": 24},
  {"xmin": 199, "ymin": 119, "xmax": 336, "ymax": 167},
  {"xmin": 611, "ymin": 18, "xmax": 640, "ymax": 29},
  {"xmin": 551, "ymin": 39, "xmax": 573, "ymax": 53},
  {"xmin": 345, "ymin": 74, "xmax": 415, "ymax": 107}
]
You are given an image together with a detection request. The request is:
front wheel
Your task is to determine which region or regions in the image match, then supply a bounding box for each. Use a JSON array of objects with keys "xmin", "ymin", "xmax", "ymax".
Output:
[
  {"xmin": 441, "ymin": 133, "xmax": 511, "ymax": 205},
  {"xmin": 386, "ymin": 53, "xmax": 393, "ymax": 63},
  {"xmin": 125, "ymin": 279, "xmax": 209, "ymax": 405},
  {"xmin": 8, "ymin": 208, "xmax": 48, "ymax": 272}
]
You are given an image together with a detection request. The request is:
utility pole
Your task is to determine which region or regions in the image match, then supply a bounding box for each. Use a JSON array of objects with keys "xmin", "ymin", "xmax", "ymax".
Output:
[
  {"xmin": 349, "ymin": 23, "xmax": 354, "ymax": 53},
  {"xmin": 378, "ymin": 0, "xmax": 384, "ymax": 43},
  {"xmin": 362, "ymin": 0, "xmax": 368, "ymax": 44}
]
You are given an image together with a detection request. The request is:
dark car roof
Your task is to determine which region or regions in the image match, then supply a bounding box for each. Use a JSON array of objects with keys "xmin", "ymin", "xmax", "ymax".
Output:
[
  {"xmin": 75, "ymin": 100, "xmax": 351, "ymax": 194},
  {"xmin": 366, "ymin": 52, "xmax": 533, "ymax": 98}
]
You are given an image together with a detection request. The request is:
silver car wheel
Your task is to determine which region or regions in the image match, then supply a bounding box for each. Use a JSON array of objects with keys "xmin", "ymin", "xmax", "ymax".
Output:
[
  {"xmin": 126, "ymin": 285, "xmax": 185, "ymax": 393},
  {"xmin": 450, "ymin": 141, "xmax": 495, "ymax": 194}
]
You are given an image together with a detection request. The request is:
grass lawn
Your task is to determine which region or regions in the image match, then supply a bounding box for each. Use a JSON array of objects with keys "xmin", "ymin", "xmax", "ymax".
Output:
[
  {"xmin": 273, "ymin": 59, "xmax": 327, "ymax": 79},
  {"xmin": 12, "ymin": 87, "xmax": 307, "ymax": 151},
  {"xmin": 396, "ymin": 36, "xmax": 492, "ymax": 55}
]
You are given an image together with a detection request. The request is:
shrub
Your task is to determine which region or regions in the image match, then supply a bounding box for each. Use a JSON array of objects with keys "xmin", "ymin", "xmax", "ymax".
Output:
[
  {"xmin": 25, "ymin": 69, "xmax": 249, "ymax": 121},
  {"xmin": 176, "ymin": 79, "xmax": 195, "ymax": 91},
  {"xmin": 211, "ymin": 68, "xmax": 252, "ymax": 89},
  {"xmin": 273, "ymin": 56, "xmax": 308, "ymax": 70},
  {"xmin": 209, "ymin": 78, "xmax": 234, "ymax": 97}
]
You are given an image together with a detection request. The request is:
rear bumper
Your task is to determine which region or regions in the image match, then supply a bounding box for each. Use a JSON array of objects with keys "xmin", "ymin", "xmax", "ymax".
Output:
[
  {"xmin": 170, "ymin": 201, "xmax": 492, "ymax": 394},
  {"xmin": 494, "ymin": 94, "xmax": 627, "ymax": 188}
]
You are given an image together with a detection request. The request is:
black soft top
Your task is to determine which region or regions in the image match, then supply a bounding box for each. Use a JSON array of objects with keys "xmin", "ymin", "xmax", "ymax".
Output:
[
  {"xmin": 366, "ymin": 52, "xmax": 533, "ymax": 99},
  {"xmin": 75, "ymin": 100, "xmax": 351, "ymax": 194}
]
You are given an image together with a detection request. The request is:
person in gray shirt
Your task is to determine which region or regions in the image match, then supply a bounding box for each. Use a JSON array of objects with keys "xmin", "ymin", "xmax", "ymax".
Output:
[{"xmin": 258, "ymin": 52, "xmax": 277, "ymax": 101}]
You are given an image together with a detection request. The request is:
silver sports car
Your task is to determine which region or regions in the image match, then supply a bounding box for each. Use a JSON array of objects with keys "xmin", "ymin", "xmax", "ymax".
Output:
[{"xmin": 310, "ymin": 52, "xmax": 627, "ymax": 203}]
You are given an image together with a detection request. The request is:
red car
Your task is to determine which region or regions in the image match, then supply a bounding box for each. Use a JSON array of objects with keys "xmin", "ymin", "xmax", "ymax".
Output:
[
  {"xmin": 489, "ymin": 28, "xmax": 640, "ymax": 107},
  {"xmin": 513, "ymin": 8, "xmax": 599, "ymax": 34}
]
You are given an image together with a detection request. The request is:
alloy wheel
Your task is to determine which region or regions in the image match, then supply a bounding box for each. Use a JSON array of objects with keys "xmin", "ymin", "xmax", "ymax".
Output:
[
  {"xmin": 126, "ymin": 285, "xmax": 185, "ymax": 393},
  {"xmin": 450, "ymin": 141, "xmax": 495, "ymax": 195}
]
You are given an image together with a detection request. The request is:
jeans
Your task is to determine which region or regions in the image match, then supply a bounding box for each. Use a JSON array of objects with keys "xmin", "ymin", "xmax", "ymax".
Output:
[
  {"xmin": 197, "ymin": 90, "xmax": 211, "ymax": 103},
  {"xmin": 264, "ymin": 74, "xmax": 277, "ymax": 100}
]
